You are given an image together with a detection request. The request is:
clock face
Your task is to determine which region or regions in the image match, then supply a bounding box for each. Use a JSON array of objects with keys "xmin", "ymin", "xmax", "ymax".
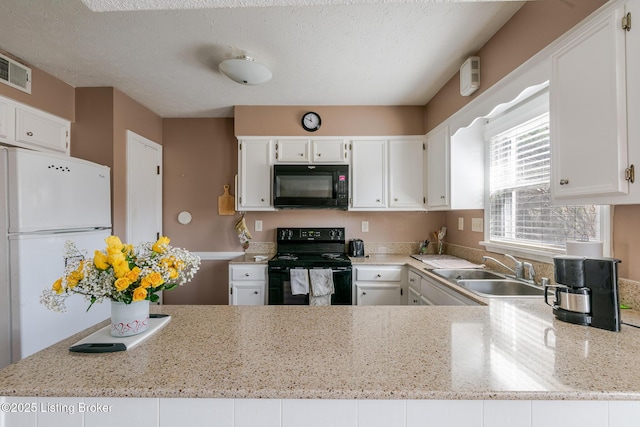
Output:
[{"xmin": 302, "ymin": 112, "xmax": 321, "ymax": 132}]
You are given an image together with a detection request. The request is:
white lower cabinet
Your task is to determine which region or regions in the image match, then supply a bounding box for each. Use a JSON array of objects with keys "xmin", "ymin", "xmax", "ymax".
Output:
[
  {"xmin": 356, "ymin": 283, "xmax": 402, "ymax": 306},
  {"xmin": 408, "ymin": 286, "xmax": 421, "ymax": 306},
  {"xmin": 407, "ymin": 268, "xmax": 479, "ymax": 306},
  {"xmin": 228, "ymin": 264, "xmax": 267, "ymax": 305},
  {"xmin": 354, "ymin": 265, "xmax": 405, "ymax": 305}
]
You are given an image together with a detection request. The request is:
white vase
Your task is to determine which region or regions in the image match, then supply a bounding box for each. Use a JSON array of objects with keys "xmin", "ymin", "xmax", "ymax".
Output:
[{"xmin": 110, "ymin": 300, "xmax": 150, "ymax": 337}]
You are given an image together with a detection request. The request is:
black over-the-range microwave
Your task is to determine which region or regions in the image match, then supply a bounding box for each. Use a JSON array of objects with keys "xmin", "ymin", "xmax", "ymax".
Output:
[{"xmin": 273, "ymin": 164, "xmax": 349, "ymax": 209}]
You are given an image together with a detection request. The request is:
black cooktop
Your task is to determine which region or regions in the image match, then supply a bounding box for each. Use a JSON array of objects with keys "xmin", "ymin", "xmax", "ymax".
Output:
[{"xmin": 269, "ymin": 227, "xmax": 350, "ymax": 267}]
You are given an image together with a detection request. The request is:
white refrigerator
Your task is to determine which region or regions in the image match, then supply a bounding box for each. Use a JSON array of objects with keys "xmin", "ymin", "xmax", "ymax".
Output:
[{"xmin": 0, "ymin": 147, "xmax": 112, "ymax": 367}]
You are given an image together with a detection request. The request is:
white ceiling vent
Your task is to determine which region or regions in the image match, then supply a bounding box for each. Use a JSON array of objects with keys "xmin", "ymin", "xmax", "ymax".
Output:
[
  {"xmin": 0, "ymin": 52, "xmax": 32, "ymax": 94},
  {"xmin": 460, "ymin": 56, "xmax": 480, "ymax": 97}
]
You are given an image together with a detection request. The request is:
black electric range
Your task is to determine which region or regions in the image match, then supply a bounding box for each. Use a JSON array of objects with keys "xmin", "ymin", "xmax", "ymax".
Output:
[{"xmin": 267, "ymin": 227, "xmax": 352, "ymax": 305}]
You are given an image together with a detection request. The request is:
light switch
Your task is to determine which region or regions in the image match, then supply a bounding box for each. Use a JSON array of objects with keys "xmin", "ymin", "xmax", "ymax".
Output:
[
  {"xmin": 362, "ymin": 221, "xmax": 369, "ymax": 232},
  {"xmin": 255, "ymin": 220, "xmax": 263, "ymax": 232},
  {"xmin": 458, "ymin": 217, "xmax": 464, "ymax": 231},
  {"xmin": 471, "ymin": 218, "xmax": 483, "ymax": 232}
]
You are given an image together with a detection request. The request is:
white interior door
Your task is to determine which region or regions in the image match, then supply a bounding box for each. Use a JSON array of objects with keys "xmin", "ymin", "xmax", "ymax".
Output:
[{"xmin": 126, "ymin": 131, "xmax": 162, "ymax": 246}]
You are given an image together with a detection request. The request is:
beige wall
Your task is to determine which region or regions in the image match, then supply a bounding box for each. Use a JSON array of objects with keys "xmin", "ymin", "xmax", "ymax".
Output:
[
  {"xmin": 424, "ymin": 0, "xmax": 608, "ymax": 133},
  {"xmin": 0, "ymin": 50, "xmax": 74, "ymax": 121},
  {"xmin": 162, "ymin": 118, "xmax": 238, "ymax": 251},
  {"xmin": 72, "ymin": 88, "xmax": 114, "ymax": 167},
  {"xmin": 235, "ymin": 105, "xmax": 425, "ymax": 136}
]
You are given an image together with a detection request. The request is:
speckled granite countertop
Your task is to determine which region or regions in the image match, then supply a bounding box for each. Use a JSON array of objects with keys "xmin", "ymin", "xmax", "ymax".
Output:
[
  {"xmin": 229, "ymin": 253, "xmax": 274, "ymax": 264},
  {"xmin": 2, "ymin": 298, "xmax": 640, "ymax": 400}
]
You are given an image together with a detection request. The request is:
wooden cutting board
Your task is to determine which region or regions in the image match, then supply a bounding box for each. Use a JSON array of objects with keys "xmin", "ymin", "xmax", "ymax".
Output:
[{"xmin": 218, "ymin": 185, "xmax": 235, "ymax": 215}]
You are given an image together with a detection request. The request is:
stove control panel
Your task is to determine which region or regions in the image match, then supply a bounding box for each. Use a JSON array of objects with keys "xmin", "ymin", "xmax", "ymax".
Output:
[{"xmin": 277, "ymin": 227, "xmax": 344, "ymax": 242}]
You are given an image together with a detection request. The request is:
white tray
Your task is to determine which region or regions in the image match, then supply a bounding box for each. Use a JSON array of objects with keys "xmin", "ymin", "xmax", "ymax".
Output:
[{"xmin": 69, "ymin": 315, "xmax": 171, "ymax": 353}]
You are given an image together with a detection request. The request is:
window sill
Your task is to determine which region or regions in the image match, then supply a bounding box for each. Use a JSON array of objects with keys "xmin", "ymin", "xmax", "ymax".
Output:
[{"xmin": 479, "ymin": 241, "xmax": 562, "ymax": 264}]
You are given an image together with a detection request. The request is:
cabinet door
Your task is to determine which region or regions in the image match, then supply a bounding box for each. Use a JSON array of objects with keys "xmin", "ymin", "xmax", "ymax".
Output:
[
  {"xmin": 15, "ymin": 106, "xmax": 69, "ymax": 154},
  {"xmin": 426, "ymin": 125, "xmax": 449, "ymax": 209},
  {"xmin": 276, "ymin": 139, "xmax": 309, "ymax": 162},
  {"xmin": 420, "ymin": 277, "xmax": 477, "ymax": 306},
  {"xmin": 356, "ymin": 284, "xmax": 401, "ymax": 306},
  {"xmin": 0, "ymin": 97, "xmax": 13, "ymax": 142},
  {"xmin": 408, "ymin": 286, "xmax": 421, "ymax": 306},
  {"xmin": 389, "ymin": 139, "xmax": 425, "ymax": 209},
  {"xmin": 231, "ymin": 283, "xmax": 264, "ymax": 305},
  {"xmin": 312, "ymin": 139, "xmax": 348, "ymax": 163},
  {"xmin": 351, "ymin": 140, "xmax": 386, "ymax": 208},
  {"xmin": 550, "ymin": 5, "xmax": 629, "ymax": 200},
  {"xmin": 238, "ymin": 139, "xmax": 273, "ymax": 210}
]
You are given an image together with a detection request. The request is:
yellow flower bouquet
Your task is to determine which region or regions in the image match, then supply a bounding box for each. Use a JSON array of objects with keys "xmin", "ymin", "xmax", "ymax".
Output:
[{"xmin": 41, "ymin": 235, "xmax": 200, "ymax": 312}]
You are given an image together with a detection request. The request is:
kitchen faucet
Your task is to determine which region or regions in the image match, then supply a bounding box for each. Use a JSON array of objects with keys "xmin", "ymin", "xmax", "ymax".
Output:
[{"xmin": 482, "ymin": 254, "xmax": 525, "ymax": 279}]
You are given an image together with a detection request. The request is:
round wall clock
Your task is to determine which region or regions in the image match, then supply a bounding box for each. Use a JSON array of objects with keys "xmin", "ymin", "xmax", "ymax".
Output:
[{"xmin": 301, "ymin": 111, "xmax": 321, "ymax": 132}]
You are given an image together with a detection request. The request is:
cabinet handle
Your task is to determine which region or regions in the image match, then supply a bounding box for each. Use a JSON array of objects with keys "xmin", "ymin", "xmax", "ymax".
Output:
[
  {"xmin": 26, "ymin": 131, "xmax": 33, "ymax": 136},
  {"xmin": 394, "ymin": 198, "xmax": 398, "ymax": 202},
  {"xmin": 261, "ymin": 198, "xmax": 265, "ymax": 202},
  {"xmin": 245, "ymin": 273, "xmax": 250, "ymax": 277},
  {"xmin": 559, "ymin": 179, "xmax": 569, "ymax": 185},
  {"xmin": 299, "ymin": 153, "xmax": 304, "ymax": 157},
  {"xmin": 376, "ymin": 199, "xmax": 381, "ymax": 203},
  {"xmin": 362, "ymin": 291, "xmax": 367, "ymax": 295},
  {"xmin": 376, "ymin": 274, "xmax": 382, "ymax": 278},
  {"xmin": 317, "ymin": 153, "xmax": 322, "ymax": 157},
  {"xmin": 254, "ymin": 291, "xmax": 259, "ymax": 294}
]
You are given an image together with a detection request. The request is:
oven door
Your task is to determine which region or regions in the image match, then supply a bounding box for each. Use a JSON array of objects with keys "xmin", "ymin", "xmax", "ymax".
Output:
[
  {"xmin": 330, "ymin": 266, "xmax": 352, "ymax": 305},
  {"xmin": 268, "ymin": 265, "xmax": 352, "ymax": 305},
  {"xmin": 268, "ymin": 266, "xmax": 309, "ymax": 305}
]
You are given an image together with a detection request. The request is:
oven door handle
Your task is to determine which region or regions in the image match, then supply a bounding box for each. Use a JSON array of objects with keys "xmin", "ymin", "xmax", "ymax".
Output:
[{"xmin": 310, "ymin": 267, "xmax": 352, "ymax": 274}]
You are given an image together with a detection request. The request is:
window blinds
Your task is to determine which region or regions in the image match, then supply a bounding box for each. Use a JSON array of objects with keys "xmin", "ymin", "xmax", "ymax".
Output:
[{"xmin": 488, "ymin": 112, "xmax": 600, "ymax": 251}]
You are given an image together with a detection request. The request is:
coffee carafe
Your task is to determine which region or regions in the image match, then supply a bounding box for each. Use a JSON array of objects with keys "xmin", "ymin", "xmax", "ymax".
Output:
[{"xmin": 544, "ymin": 256, "xmax": 621, "ymax": 332}]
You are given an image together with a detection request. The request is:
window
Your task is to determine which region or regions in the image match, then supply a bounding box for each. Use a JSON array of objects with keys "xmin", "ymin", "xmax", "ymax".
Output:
[{"xmin": 483, "ymin": 90, "xmax": 605, "ymax": 257}]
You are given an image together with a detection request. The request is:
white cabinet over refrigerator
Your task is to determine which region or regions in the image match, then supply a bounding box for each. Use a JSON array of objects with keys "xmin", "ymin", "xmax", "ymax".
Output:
[{"xmin": 0, "ymin": 147, "xmax": 112, "ymax": 368}]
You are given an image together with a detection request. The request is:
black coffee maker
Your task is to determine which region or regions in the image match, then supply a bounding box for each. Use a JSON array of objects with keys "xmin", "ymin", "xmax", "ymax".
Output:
[{"xmin": 544, "ymin": 256, "xmax": 621, "ymax": 332}]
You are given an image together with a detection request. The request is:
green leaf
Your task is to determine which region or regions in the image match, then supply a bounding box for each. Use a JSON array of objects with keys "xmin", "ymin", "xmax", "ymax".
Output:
[
  {"xmin": 150, "ymin": 293, "xmax": 159, "ymax": 303},
  {"xmin": 164, "ymin": 283, "xmax": 178, "ymax": 291}
]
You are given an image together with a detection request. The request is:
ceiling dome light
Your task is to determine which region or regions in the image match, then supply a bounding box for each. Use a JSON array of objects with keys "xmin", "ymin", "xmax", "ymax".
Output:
[{"xmin": 219, "ymin": 55, "xmax": 272, "ymax": 85}]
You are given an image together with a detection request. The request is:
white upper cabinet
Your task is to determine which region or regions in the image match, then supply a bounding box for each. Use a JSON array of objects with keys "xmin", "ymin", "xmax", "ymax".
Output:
[
  {"xmin": 275, "ymin": 138, "xmax": 348, "ymax": 163},
  {"xmin": 0, "ymin": 97, "xmax": 14, "ymax": 142},
  {"xmin": 275, "ymin": 139, "xmax": 309, "ymax": 162},
  {"xmin": 312, "ymin": 139, "xmax": 348, "ymax": 163},
  {"xmin": 237, "ymin": 139, "xmax": 274, "ymax": 210},
  {"xmin": 551, "ymin": 1, "xmax": 634, "ymax": 203},
  {"xmin": 426, "ymin": 122, "xmax": 484, "ymax": 211},
  {"xmin": 351, "ymin": 139, "xmax": 387, "ymax": 208},
  {"xmin": 0, "ymin": 94, "xmax": 70, "ymax": 155},
  {"xmin": 388, "ymin": 138, "xmax": 426, "ymax": 209},
  {"xmin": 426, "ymin": 124, "xmax": 449, "ymax": 209}
]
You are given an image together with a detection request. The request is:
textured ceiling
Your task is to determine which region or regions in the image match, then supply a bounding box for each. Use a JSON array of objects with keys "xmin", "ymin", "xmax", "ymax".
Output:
[{"xmin": 0, "ymin": 0, "xmax": 525, "ymax": 118}]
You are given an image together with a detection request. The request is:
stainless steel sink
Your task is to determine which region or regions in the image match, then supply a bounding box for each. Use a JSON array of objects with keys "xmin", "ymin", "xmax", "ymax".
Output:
[
  {"xmin": 431, "ymin": 268, "xmax": 505, "ymax": 281},
  {"xmin": 456, "ymin": 279, "xmax": 544, "ymax": 298}
]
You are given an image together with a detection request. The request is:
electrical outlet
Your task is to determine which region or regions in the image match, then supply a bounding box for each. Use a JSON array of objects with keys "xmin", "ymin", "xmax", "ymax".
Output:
[
  {"xmin": 361, "ymin": 221, "xmax": 369, "ymax": 232},
  {"xmin": 255, "ymin": 220, "xmax": 262, "ymax": 232},
  {"xmin": 471, "ymin": 218, "xmax": 483, "ymax": 232},
  {"xmin": 458, "ymin": 217, "xmax": 464, "ymax": 231}
]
